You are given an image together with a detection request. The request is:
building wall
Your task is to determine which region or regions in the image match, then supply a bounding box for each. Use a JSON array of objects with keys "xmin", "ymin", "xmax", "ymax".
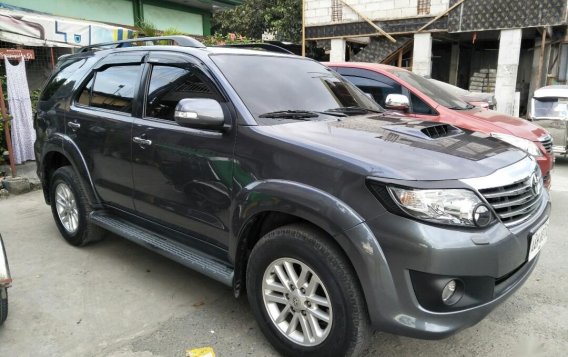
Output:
[
  {"xmin": 0, "ymin": 0, "xmax": 211, "ymax": 35},
  {"xmin": 0, "ymin": 0, "xmax": 135, "ymax": 26},
  {"xmin": 305, "ymin": 0, "xmax": 450, "ymax": 26},
  {"xmin": 143, "ymin": 3, "xmax": 204, "ymax": 35},
  {"xmin": 447, "ymin": 0, "xmax": 567, "ymax": 32}
]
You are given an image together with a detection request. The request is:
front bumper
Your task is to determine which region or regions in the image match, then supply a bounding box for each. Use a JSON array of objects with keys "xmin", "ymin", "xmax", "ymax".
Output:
[
  {"xmin": 0, "ymin": 234, "xmax": 11, "ymax": 287},
  {"xmin": 348, "ymin": 192, "xmax": 550, "ymax": 339},
  {"xmin": 536, "ymin": 155, "xmax": 553, "ymax": 188}
]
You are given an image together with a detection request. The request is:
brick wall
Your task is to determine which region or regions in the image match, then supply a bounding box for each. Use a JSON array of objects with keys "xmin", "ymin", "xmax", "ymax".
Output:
[{"xmin": 305, "ymin": 0, "xmax": 450, "ymax": 26}]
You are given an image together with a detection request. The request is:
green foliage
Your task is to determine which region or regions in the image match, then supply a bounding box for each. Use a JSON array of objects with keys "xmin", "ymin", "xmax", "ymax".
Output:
[
  {"xmin": 212, "ymin": 0, "xmax": 302, "ymax": 43},
  {"xmin": 201, "ymin": 33, "xmax": 253, "ymax": 46},
  {"xmin": 134, "ymin": 22, "xmax": 187, "ymax": 45},
  {"xmin": 134, "ymin": 21, "xmax": 160, "ymax": 38}
]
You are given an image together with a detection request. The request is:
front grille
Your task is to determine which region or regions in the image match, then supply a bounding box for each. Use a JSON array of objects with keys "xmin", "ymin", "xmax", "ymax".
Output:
[
  {"xmin": 479, "ymin": 171, "xmax": 543, "ymax": 227},
  {"xmin": 539, "ymin": 135, "xmax": 553, "ymax": 155}
]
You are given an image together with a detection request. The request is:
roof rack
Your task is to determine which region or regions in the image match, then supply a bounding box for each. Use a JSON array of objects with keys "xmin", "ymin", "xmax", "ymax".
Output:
[
  {"xmin": 213, "ymin": 43, "xmax": 294, "ymax": 55},
  {"xmin": 78, "ymin": 36, "xmax": 205, "ymax": 53}
]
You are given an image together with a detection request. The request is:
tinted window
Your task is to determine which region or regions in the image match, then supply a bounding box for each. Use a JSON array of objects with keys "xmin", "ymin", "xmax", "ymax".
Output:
[
  {"xmin": 344, "ymin": 75, "xmax": 403, "ymax": 107},
  {"xmin": 146, "ymin": 65, "xmax": 219, "ymax": 121},
  {"xmin": 211, "ymin": 55, "xmax": 380, "ymax": 122},
  {"xmin": 77, "ymin": 77, "xmax": 93, "ymax": 106},
  {"xmin": 386, "ymin": 68, "xmax": 473, "ymax": 110},
  {"xmin": 410, "ymin": 93, "xmax": 436, "ymax": 115},
  {"xmin": 41, "ymin": 58, "xmax": 88, "ymax": 101},
  {"xmin": 89, "ymin": 65, "xmax": 141, "ymax": 114}
]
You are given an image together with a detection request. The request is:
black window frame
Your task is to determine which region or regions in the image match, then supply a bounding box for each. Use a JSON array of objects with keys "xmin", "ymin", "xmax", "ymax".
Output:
[
  {"xmin": 73, "ymin": 63, "xmax": 144, "ymax": 116},
  {"xmin": 141, "ymin": 62, "xmax": 225, "ymax": 124}
]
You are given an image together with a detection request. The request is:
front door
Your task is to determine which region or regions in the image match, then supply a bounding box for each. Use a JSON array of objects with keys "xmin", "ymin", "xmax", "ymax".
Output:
[
  {"xmin": 131, "ymin": 52, "xmax": 236, "ymax": 248},
  {"xmin": 67, "ymin": 52, "xmax": 146, "ymax": 210}
]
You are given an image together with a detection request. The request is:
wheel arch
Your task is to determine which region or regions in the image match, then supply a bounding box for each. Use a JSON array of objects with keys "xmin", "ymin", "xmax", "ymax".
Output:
[
  {"xmin": 39, "ymin": 134, "xmax": 101, "ymax": 207},
  {"xmin": 229, "ymin": 180, "xmax": 387, "ymax": 317}
]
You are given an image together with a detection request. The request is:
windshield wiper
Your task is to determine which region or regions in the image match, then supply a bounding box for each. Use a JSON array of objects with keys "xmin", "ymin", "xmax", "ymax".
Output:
[
  {"xmin": 258, "ymin": 110, "xmax": 320, "ymax": 119},
  {"xmin": 258, "ymin": 110, "xmax": 347, "ymax": 119},
  {"xmin": 447, "ymin": 104, "xmax": 474, "ymax": 110},
  {"xmin": 325, "ymin": 106, "xmax": 383, "ymax": 115}
]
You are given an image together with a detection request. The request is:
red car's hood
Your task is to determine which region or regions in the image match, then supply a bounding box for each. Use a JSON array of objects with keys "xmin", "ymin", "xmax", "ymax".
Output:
[{"xmin": 451, "ymin": 107, "xmax": 547, "ymax": 141}]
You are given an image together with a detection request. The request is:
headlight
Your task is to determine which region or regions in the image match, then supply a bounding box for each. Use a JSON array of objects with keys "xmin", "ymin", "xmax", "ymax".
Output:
[
  {"xmin": 387, "ymin": 187, "xmax": 493, "ymax": 227},
  {"xmin": 491, "ymin": 133, "xmax": 542, "ymax": 157}
]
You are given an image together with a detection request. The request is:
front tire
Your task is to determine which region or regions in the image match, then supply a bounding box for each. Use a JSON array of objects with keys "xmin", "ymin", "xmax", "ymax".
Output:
[
  {"xmin": 246, "ymin": 223, "xmax": 370, "ymax": 357},
  {"xmin": 49, "ymin": 166, "xmax": 103, "ymax": 247}
]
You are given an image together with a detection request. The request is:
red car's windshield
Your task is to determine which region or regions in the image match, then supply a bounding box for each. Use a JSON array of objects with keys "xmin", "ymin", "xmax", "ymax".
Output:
[{"xmin": 386, "ymin": 69, "xmax": 474, "ymax": 110}]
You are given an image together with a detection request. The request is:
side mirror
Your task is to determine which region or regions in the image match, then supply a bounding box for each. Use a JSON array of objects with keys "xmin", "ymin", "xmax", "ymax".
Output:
[
  {"xmin": 174, "ymin": 98, "xmax": 225, "ymax": 129},
  {"xmin": 385, "ymin": 94, "xmax": 410, "ymax": 112}
]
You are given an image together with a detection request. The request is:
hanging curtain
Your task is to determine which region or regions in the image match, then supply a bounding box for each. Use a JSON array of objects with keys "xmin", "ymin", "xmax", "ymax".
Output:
[{"xmin": 4, "ymin": 56, "xmax": 35, "ymax": 164}]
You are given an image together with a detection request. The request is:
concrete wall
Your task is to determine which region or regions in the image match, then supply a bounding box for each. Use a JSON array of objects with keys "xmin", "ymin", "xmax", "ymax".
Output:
[
  {"xmin": 305, "ymin": 0, "xmax": 450, "ymax": 26},
  {"xmin": 143, "ymin": 4, "xmax": 203, "ymax": 35},
  {"xmin": 0, "ymin": 0, "xmax": 135, "ymax": 26},
  {"xmin": 1, "ymin": 0, "xmax": 208, "ymax": 35}
]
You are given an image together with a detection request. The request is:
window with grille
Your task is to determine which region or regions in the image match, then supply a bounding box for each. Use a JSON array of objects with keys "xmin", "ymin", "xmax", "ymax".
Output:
[
  {"xmin": 417, "ymin": 0, "xmax": 431, "ymax": 15},
  {"xmin": 331, "ymin": 0, "xmax": 342, "ymax": 22}
]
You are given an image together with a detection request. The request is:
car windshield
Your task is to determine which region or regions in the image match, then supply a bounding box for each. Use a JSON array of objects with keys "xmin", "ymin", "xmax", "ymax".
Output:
[
  {"xmin": 211, "ymin": 54, "xmax": 382, "ymax": 122},
  {"xmin": 386, "ymin": 69, "xmax": 473, "ymax": 110},
  {"xmin": 533, "ymin": 97, "xmax": 568, "ymax": 118}
]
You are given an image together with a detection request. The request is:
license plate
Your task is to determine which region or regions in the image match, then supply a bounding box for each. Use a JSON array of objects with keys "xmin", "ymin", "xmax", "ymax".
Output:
[{"xmin": 528, "ymin": 220, "xmax": 549, "ymax": 262}]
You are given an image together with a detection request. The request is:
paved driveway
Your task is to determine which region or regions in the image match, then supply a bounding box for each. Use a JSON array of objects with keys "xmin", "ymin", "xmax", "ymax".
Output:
[{"xmin": 1, "ymin": 159, "xmax": 567, "ymax": 356}]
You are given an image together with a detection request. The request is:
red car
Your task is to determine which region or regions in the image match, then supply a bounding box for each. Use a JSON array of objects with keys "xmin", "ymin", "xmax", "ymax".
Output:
[{"xmin": 327, "ymin": 62, "xmax": 554, "ymax": 187}]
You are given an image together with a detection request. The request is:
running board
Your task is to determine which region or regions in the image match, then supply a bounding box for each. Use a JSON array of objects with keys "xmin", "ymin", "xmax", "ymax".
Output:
[{"xmin": 89, "ymin": 212, "xmax": 234, "ymax": 287}]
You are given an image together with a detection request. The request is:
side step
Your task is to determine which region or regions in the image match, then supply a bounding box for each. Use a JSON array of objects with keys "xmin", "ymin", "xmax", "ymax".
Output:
[{"xmin": 89, "ymin": 212, "xmax": 234, "ymax": 287}]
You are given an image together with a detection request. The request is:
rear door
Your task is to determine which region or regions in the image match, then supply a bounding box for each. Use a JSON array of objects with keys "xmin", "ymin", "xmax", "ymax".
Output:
[
  {"xmin": 67, "ymin": 52, "xmax": 146, "ymax": 210},
  {"xmin": 131, "ymin": 51, "xmax": 236, "ymax": 249}
]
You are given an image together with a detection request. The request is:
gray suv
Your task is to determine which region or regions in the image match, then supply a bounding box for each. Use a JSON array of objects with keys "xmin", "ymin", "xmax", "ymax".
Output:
[{"xmin": 35, "ymin": 36, "xmax": 550, "ymax": 356}]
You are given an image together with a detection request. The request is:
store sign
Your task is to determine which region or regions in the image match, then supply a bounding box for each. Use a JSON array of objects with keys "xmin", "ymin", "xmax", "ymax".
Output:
[
  {"xmin": 0, "ymin": 9, "xmax": 133, "ymax": 47},
  {"xmin": 0, "ymin": 48, "xmax": 35, "ymax": 60}
]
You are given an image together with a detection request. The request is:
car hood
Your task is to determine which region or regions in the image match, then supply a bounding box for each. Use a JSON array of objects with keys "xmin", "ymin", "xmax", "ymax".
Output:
[
  {"xmin": 259, "ymin": 115, "xmax": 527, "ymax": 181},
  {"xmin": 461, "ymin": 92, "xmax": 495, "ymax": 104},
  {"xmin": 453, "ymin": 107, "xmax": 547, "ymax": 140}
]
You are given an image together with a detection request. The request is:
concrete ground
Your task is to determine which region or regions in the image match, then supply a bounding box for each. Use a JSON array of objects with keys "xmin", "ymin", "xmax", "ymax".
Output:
[{"xmin": 0, "ymin": 159, "xmax": 567, "ymax": 357}]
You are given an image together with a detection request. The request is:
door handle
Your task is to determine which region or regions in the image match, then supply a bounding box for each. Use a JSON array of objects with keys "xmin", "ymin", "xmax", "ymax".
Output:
[
  {"xmin": 67, "ymin": 121, "xmax": 81, "ymax": 130},
  {"xmin": 133, "ymin": 136, "xmax": 152, "ymax": 146}
]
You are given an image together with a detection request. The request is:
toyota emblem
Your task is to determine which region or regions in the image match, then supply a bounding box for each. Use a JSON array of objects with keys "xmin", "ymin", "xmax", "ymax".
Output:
[{"xmin": 531, "ymin": 173, "xmax": 541, "ymax": 196}]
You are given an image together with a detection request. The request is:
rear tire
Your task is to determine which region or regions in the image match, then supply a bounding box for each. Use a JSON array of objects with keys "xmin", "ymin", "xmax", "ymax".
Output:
[
  {"xmin": 49, "ymin": 166, "xmax": 103, "ymax": 246},
  {"xmin": 0, "ymin": 288, "xmax": 7, "ymax": 325},
  {"xmin": 246, "ymin": 223, "xmax": 370, "ymax": 357}
]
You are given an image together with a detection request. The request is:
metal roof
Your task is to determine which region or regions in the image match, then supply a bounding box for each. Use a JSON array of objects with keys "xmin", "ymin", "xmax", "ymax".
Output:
[{"xmin": 533, "ymin": 85, "xmax": 568, "ymax": 99}]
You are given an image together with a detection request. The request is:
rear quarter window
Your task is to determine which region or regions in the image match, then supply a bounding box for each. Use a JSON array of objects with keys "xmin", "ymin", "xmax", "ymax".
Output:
[
  {"xmin": 40, "ymin": 58, "xmax": 90, "ymax": 102},
  {"xmin": 77, "ymin": 64, "xmax": 142, "ymax": 114}
]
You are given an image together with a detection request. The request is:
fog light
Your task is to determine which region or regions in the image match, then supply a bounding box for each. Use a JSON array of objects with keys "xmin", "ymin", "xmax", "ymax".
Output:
[
  {"xmin": 473, "ymin": 204, "xmax": 492, "ymax": 227},
  {"xmin": 442, "ymin": 280, "xmax": 457, "ymax": 304}
]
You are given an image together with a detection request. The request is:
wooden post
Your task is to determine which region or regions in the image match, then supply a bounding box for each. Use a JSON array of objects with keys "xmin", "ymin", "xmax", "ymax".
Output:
[
  {"xmin": 536, "ymin": 28, "xmax": 547, "ymax": 90},
  {"xmin": 397, "ymin": 49, "xmax": 403, "ymax": 67},
  {"xmin": 50, "ymin": 47, "xmax": 56, "ymax": 69},
  {"xmin": 340, "ymin": 0, "xmax": 396, "ymax": 43},
  {"xmin": 417, "ymin": 0, "xmax": 466, "ymax": 33},
  {"xmin": 302, "ymin": 0, "xmax": 306, "ymax": 56},
  {"xmin": 0, "ymin": 81, "xmax": 16, "ymax": 177}
]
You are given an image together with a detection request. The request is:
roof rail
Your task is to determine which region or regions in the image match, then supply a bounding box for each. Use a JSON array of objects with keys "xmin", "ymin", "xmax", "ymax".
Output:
[
  {"xmin": 78, "ymin": 36, "xmax": 205, "ymax": 53},
  {"xmin": 213, "ymin": 43, "xmax": 294, "ymax": 55}
]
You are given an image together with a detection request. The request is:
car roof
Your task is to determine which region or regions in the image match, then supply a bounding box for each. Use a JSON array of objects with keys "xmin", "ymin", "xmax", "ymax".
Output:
[
  {"xmin": 533, "ymin": 85, "xmax": 568, "ymax": 99},
  {"xmin": 70, "ymin": 44, "xmax": 300, "ymax": 62},
  {"xmin": 325, "ymin": 62, "xmax": 407, "ymax": 74}
]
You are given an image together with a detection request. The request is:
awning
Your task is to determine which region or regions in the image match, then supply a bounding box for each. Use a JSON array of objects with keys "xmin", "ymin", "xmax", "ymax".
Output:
[{"xmin": 0, "ymin": 8, "xmax": 134, "ymax": 48}]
